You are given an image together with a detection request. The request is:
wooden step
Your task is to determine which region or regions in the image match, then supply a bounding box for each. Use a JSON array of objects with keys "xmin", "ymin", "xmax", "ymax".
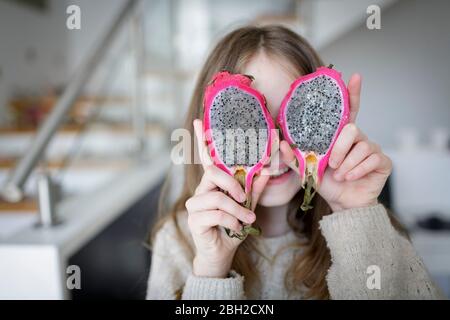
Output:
[
  {"xmin": 77, "ymin": 95, "xmax": 131, "ymax": 105},
  {"xmin": 0, "ymin": 124, "xmax": 82, "ymax": 134},
  {"xmin": 8, "ymin": 95, "xmax": 132, "ymax": 132},
  {"xmin": 0, "ymin": 157, "xmax": 134, "ymax": 170},
  {"xmin": 0, "ymin": 122, "xmax": 166, "ymax": 136},
  {"xmin": 0, "ymin": 198, "xmax": 38, "ymax": 213}
]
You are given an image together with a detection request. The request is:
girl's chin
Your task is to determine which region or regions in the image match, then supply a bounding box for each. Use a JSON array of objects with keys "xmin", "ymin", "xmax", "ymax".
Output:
[{"xmin": 257, "ymin": 169, "xmax": 302, "ymax": 207}]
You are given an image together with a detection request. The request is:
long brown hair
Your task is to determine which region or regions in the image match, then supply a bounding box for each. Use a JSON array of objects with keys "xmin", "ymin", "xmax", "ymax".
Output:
[
  {"xmin": 149, "ymin": 25, "xmax": 333, "ymax": 299},
  {"xmin": 149, "ymin": 25, "xmax": 404, "ymax": 299}
]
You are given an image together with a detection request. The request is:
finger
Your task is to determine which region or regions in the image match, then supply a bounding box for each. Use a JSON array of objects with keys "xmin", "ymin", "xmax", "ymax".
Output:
[
  {"xmin": 333, "ymin": 141, "xmax": 380, "ymax": 181},
  {"xmin": 279, "ymin": 140, "xmax": 299, "ymax": 172},
  {"xmin": 195, "ymin": 165, "xmax": 246, "ymax": 202},
  {"xmin": 193, "ymin": 119, "xmax": 213, "ymax": 169},
  {"xmin": 269, "ymin": 128, "xmax": 281, "ymax": 163},
  {"xmin": 250, "ymin": 174, "xmax": 270, "ymax": 211},
  {"xmin": 348, "ymin": 73, "xmax": 362, "ymax": 123},
  {"xmin": 185, "ymin": 191, "xmax": 255, "ymax": 224},
  {"xmin": 188, "ymin": 210, "xmax": 242, "ymax": 234},
  {"xmin": 345, "ymin": 153, "xmax": 392, "ymax": 181},
  {"xmin": 328, "ymin": 124, "xmax": 366, "ymax": 169}
]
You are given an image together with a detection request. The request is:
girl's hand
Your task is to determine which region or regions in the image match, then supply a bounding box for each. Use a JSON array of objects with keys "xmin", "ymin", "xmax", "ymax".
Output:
[
  {"xmin": 185, "ymin": 119, "xmax": 269, "ymax": 278},
  {"xmin": 280, "ymin": 74, "xmax": 392, "ymax": 212},
  {"xmin": 318, "ymin": 123, "xmax": 392, "ymax": 212}
]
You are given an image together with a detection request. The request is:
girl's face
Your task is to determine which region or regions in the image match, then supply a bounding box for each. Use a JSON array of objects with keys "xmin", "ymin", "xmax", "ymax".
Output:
[{"xmin": 242, "ymin": 51, "xmax": 303, "ymax": 207}]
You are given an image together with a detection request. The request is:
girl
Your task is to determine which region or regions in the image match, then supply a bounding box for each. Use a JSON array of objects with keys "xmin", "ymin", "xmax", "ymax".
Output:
[{"xmin": 146, "ymin": 25, "xmax": 443, "ymax": 299}]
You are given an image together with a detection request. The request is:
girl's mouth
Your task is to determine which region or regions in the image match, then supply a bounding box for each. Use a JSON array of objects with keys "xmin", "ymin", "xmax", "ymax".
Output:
[{"xmin": 267, "ymin": 166, "xmax": 293, "ymax": 185}]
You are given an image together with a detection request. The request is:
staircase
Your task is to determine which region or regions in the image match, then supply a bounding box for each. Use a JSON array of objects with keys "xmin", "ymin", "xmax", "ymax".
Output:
[
  {"xmin": 0, "ymin": 111, "xmax": 168, "ymax": 204},
  {"xmin": 0, "ymin": 0, "xmax": 180, "ymax": 299},
  {"xmin": 0, "ymin": 0, "xmax": 193, "ymax": 215}
]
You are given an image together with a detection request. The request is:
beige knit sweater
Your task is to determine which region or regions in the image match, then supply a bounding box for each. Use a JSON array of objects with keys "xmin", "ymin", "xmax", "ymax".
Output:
[{"xmin": 146, "ymin": 204, "xmax": 444, "ymax": 300}]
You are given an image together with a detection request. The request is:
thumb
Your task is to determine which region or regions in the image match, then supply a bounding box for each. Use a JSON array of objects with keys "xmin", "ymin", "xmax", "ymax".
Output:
[
  {"xmin": 280, "ymin": 140, "xmax": 299, "ymax": 173},
  {"xmin": 250, "ymin": 173, "xmax": 270, "ymax": 211}
]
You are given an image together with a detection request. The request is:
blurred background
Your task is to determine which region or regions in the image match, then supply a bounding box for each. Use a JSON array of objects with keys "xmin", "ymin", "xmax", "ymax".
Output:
[{"xmin": 0, "ymin": 0, "xmax": 449, "ymax": 299}]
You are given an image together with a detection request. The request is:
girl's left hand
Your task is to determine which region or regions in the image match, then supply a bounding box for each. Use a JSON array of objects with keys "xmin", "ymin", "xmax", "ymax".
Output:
[
  {"xmin": 318, "ymin": 123, "xmax": 392, "ymax": 212},
  {"xmin": 280, "ymin": 73, "xmax": 392, "ymax": 212}
]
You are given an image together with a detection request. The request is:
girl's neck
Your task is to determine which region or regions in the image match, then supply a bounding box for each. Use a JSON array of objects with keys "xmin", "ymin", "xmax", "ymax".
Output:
[{"xmin": 255, "ymin": 203, "xmax": 291, "ymax": 238}]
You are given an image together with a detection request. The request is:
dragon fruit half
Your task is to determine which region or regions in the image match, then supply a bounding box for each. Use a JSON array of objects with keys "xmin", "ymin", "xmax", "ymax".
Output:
[
  {"xmin": 277, "ymin": 65, "xmax": 350, "ymax": 211},
  {"xmin": 203, "ymin": 71, "xmax": 275, "ymax": 239}
]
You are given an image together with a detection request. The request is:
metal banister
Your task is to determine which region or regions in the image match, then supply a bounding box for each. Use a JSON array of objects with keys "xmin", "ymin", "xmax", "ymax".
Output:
[{"xmin": 1, "ymin": 0, "xmax": 140, "ymax": 202}]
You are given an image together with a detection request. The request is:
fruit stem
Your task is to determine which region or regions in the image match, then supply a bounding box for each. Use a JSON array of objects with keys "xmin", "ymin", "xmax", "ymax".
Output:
[
  {"xmin": 328, "ymin": 64, "xmax": 334, "ymax": 69},
  {"xmin": 301, "ymin": 174, "xmax": 317, "ymax": 211},
  {"xmin": 224, "ymin": 168, "xmax": 261, "ymax": 239},
  {"xmin": 301, "ymin": 154, "xmax": 318, "ymax": 211}
]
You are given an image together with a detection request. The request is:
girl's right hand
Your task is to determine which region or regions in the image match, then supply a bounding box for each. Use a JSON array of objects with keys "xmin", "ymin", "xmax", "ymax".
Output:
[{"xmin": 185, "ymin": 119, "xmax": 269, "ymax": 278}]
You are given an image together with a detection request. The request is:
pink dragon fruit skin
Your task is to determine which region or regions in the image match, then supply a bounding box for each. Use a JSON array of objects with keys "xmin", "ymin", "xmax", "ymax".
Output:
[
  {"xmin": 203, "ymin": 71, "xmax": 275, "ymax": 197},
  {"xmin": 277, "ymin": 66, "xmax": 350, "ymax": 190}
]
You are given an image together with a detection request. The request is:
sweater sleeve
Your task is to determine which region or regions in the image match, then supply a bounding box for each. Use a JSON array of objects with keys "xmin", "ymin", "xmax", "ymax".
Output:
[
  {"xmin": 146, "ymin": 216, "xmax": 246, "ymax": 300},
  {"xmin": 319, "ymin": 204, "xmax": 445, "ymax": 299},
  {"xmin": 182, "ymin": 270, "xmax": 246, "ymax": 300}
]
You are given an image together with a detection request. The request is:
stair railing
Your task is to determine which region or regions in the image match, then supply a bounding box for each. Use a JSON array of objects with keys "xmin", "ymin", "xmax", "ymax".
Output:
[{"xmin": 1, "ymin": 0, "xmax": 145, "ymax": 211}]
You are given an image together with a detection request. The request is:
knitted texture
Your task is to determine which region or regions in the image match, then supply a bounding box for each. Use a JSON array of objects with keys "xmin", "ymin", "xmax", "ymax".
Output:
[{"xmin": 146, "ymin": 205, "xmax": 444, "ymax": 300}]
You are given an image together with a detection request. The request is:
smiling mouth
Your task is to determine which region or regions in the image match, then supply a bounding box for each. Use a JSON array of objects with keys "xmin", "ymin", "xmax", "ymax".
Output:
[{"xmin": 269, "ymin": 166, "xmax": 291, "ymax": 179}]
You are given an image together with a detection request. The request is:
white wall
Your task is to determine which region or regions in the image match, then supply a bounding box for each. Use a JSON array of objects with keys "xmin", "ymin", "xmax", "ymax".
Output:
[
  {"xmin": 63, "ymin": 0, "xmax": 126, "ymax": 76},
  {"xmin": 304, "ymin": 0, "xmax": 397, "ymax": 49},
  {"xmin": 0, "ymin": 0, "xmax": 68, "ymax": 124},
  {"xmin": 319, "ymin": 0, "xmax": 450, "ymax": 150},
  {"xmin": 0, "ymin": 0, "xmax": 127, "ymax": 125}
]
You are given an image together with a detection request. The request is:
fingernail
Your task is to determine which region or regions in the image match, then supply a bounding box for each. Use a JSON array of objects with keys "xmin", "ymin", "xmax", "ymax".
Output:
[
  {"xmin": 346, "ymin": 172, "xmax": 354, "ymax": 180},
  {"xmin": 239, "ymin": 193, "xmax": 247, "ymax": 202},
  {"xmin": 246, "ymin": 212, "xmax": 256, "ymax": 223},
  {"xmin": 331, "ymin": 158, "xmax": 341, "ymax": 168}
]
